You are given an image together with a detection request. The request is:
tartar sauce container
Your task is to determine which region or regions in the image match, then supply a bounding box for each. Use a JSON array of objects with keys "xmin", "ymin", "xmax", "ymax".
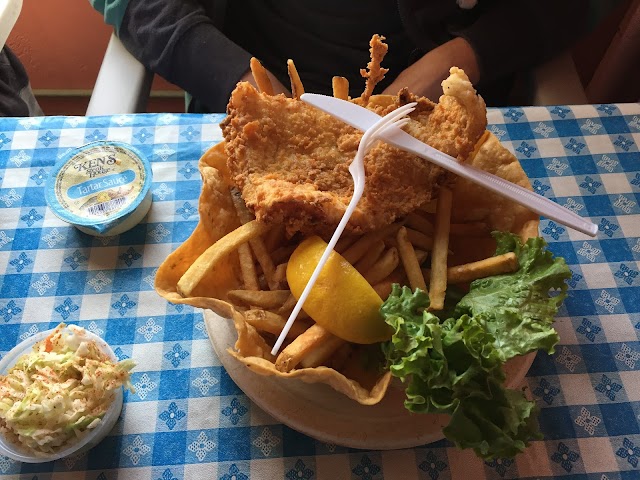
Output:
[{"xmin": 45, "ymin": 142, "xmax": 153, "ymax": 236}]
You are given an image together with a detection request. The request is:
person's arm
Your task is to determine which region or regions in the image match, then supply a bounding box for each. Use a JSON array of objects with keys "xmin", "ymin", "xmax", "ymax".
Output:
[
  {"xmin": 453, "ymin": 0, "xmax": 589, "ymax": 86},
  {"xmin": 384, "ymin": 0, "xmax": 588, "ymax": 100},
  {"xmin": 382, "ymin": 37, "xmax": 479, "ymax": 101},
  {"xmin": 117, "ymin": 0, "xmax": 251, "ymax": 112},
  {"xmin": 91, "ymin": 0, "xmax": 286, "ymax": 112}
]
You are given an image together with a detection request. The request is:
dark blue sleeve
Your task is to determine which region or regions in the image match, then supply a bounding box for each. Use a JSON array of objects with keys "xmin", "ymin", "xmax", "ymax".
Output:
[
  {"xmin": 118, "ymin": 0, "xmax": 252, "ymax": 112},
  {"xmin": 454, "ymin": 0, "xmax": 590, "ymax": 84}
]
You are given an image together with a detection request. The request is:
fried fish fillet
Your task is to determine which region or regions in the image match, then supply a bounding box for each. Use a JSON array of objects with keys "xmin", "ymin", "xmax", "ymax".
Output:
[{"xmin": 221, "ymin": 67, "xmax": 487, "ymax": 236}]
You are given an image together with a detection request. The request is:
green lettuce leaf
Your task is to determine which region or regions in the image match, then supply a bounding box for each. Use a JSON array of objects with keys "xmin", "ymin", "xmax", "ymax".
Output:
[
  {"xmin": 380, "ymin": 233, "xmax": 569, "ymax": 459},
  {"xmin": 382, "ymin": 286, "xmax": 504, "ymax": 413},
  {"xmin": 444, "ymin": 378, "xmax": 541, "ymax": 459},
  {"xmin": 381, "ymin": 285, "xmax": 538, "ymax": 458},
  {"xmin": 455, "ymin": 232, "xmax": 571, "ymax": 360}
]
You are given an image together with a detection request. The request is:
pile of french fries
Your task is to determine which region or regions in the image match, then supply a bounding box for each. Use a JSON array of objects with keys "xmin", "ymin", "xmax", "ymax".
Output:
[{"xmin": 175, "ymin": 58, "xmax": 520, "ymax": 377}]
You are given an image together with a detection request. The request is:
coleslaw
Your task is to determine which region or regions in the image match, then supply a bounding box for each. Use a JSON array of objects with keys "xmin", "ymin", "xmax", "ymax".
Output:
[{"xmin": 0, "ymin": 323, "xmax": 135, "ymax": 456}]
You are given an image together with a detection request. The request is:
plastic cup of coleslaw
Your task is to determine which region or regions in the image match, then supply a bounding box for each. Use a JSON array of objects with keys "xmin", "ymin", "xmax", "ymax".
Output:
[{"xmin": 0, "ymin": 327, "xmax": 126, "ymax": 463}]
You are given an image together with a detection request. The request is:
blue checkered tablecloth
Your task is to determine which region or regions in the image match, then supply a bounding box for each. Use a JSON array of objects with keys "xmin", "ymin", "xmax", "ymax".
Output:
[{"xmin": 0, "ymin": 104, "xmax": 638, "ymax": 480}]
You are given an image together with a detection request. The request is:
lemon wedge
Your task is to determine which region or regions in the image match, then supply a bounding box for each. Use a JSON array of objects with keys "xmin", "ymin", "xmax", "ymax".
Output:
[{"xmin": 286, "ymin": 236, "xmax": 392, "ymax": 344}]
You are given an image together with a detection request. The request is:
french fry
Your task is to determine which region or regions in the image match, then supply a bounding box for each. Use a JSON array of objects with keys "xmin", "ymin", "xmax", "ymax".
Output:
[
  {"xmin": 396, "ymin": 226, "xmax": 427, "ymax": 291},
  {"xmin": 273, "ymin": 262, "xmax": 288, "ymax": 288},
  {"xmin": 229, "ymin": 191, "xmax": 260, "ymax": 291},
  {"xmin": 244, "ymin": 309, "xmax": 309, "ymax": 338},
  {"xmin": 230, "ymin": 189, "xmax": 279, "ymax": 290},
  {"xmin": 270, "ymin": 244, "xmax": 297, "ymax": 265},
  {"xmin": 250, "ymin": 240, "xmax": 278, "ymax": 290},
  {"xmin": 429, "ymin": 187, "xmax": 453, "ymax": 310},
  {"xmin": 287, "ymin": 59, "xmax": 305, "ymax": 99},
  {"xmin": 335, "ymin": 234, "xmax": 359, "ymax": 253},
  {"xmin": 405, "ymin": 227, "xmax": 433, "ymax": 251},
  {"xmin": 177, "ymin": 220, "xmax": 270, "ymax": 297},
  {"xmin": 330, "ymin": 343, "xmax": 354, "ymax": 371},
  {"xmin": 363, "ymin": 247, "xmax": 399, "ymax": 285},
  {"xmin": 231, "ymin": 188, "xmax": 255, "ymax": 224},
  {"xmin": 276, "ymin": 294, "xmax": 296, "ymax": 315},
  {"xmin": 275, "ymin": 324, "xmax": 335, "ymax": 372},
  {"xmin": 373, "ymin": 270, "xmax": 405, "ymax": 299},
  {"xmin": 332, "ymin": 76, "xmax": 349, "ymax": 100},
  {"xmin": 264, "ymin": 224, "xmax": 286, "ymax": 252},
  {"xmin": 228, "ymin": 289, "xmax": 291, "ymax": 309},
  {"xmin": 299, "ymin": 336, "xmax": 346, "ymax": 368},
  {"xmin": 405, "ymin": 212, "xmax": 434, "ymax": 236},
  {"xmin": 450, "ymin": 222, "xmax": 489, "ymax": 237},
  {"xmin": 430, "ymin": 252, "xmax": 519, "ymax": 284},
  {"xmin": 250, "ymin": 57, "xmax": 274, "ymax": 95},
  {"xmin": 418, "ymin": 200, "xmax": 437, "ymax": 214},
  {"xmin": 237, "ymin": 243, "xmax": 259, "ymax": 290},
  {"xmin": 414, "ymin": 249, "xmax": 429, "ymax": 264},
  {"xmin": 373, "ymin": 281, "xmax": 394, "ymax": 299},
  {"xmin": 275, "ymin": 294, "xmax": 310, "ymax": 320},
  {"xmin": 342, "ymin": 223, "xmax": 402, "ymax": 265},
  {"xmin": 458, "ymin": 252, "xmax": 518, "ymax": 281},
  {"xmin": 353, "ymin": 239, "xmax": 385, "ymax": 275}
]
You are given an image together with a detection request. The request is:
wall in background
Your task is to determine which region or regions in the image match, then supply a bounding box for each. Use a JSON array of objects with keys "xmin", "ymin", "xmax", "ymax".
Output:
[{"xmin": 7, "ymin": 1, "xmax": 183, "ymax": 115}]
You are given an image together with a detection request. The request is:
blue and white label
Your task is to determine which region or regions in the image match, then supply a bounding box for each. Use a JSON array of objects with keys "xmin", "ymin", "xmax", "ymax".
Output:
[{"xmin": 67, "ymin": 170, "xmax": 136, "ymax": 199}]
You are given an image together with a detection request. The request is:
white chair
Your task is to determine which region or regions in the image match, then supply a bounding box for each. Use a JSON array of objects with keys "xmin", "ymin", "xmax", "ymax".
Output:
[
  {"xmin": 86, "ymin": 33, "xmax": 588, "ymax": 115},
  {"xmin": 86, "ymin": 33, "xmax": 153, "ymax": 115},
  {"xmin": 0, "ymin": 0, "xmax": 22, "ymax": 50}
]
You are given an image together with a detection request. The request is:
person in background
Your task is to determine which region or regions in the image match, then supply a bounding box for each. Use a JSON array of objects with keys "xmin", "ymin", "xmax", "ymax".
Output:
[
  {"xmin": 89, "ymin": 0, "xmax": 589, "ymax": 113},
  {"xmin": 0, "ymin": 45, "xmax": 43, "ymax": 116}
]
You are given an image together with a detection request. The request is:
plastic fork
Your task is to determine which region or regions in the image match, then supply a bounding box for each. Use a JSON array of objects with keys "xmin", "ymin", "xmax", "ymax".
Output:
[{"xmin": 270, "ymin": 103, "xmax": 417, "ymax": 356}]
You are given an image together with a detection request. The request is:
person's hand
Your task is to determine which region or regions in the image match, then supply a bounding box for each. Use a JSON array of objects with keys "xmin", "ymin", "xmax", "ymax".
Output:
[
  {"xmin": 239, "ymin": 67, "xmax": 290, "ymax": 96},
  {"xmin": 381, "ymin": 37, "xmax": 480, "ymax": 101}
]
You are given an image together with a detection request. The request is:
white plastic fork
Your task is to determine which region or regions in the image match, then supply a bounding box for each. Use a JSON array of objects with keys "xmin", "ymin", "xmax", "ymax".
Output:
[{"xmin": 270, "ymin": 103, "xmax": 417, "ymax": 356}]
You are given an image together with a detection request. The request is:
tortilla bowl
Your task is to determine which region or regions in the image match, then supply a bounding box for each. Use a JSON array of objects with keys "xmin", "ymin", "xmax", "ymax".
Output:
[{"xmin": 155, "ymin": 109, "xmax": 539, "ymax": 406}]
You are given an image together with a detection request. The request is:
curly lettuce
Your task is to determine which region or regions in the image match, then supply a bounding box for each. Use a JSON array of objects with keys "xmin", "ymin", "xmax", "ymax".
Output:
[
  {"xmin": 381, "ymin": 233, "xmax": 570, "ymax": 459},
  {"xmin": 455, "ymin": 233, "xmax": 570, "ymax": 360}
]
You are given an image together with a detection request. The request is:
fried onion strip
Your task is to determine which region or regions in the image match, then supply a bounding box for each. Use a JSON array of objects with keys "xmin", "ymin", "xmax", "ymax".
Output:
[{"xmin": 360, "ymin": 34, "xmax": 389, "ymax": 102}]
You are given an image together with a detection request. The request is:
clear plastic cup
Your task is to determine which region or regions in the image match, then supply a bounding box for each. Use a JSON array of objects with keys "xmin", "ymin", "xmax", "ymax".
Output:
[{"xmin": 0, "ymin": 327, "xmax": 124, "ymax": 463}]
